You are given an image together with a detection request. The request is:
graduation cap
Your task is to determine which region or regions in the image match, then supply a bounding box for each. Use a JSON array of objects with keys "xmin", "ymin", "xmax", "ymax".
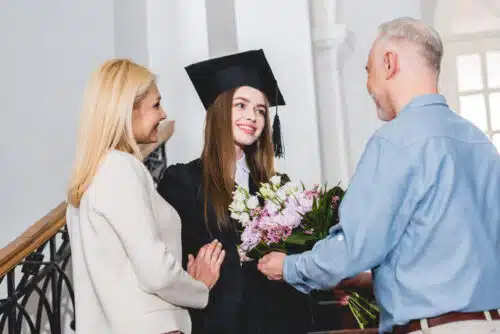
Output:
[{"xmin": 185, "ymin": 49, "xmax": 285, "ymax": 158}]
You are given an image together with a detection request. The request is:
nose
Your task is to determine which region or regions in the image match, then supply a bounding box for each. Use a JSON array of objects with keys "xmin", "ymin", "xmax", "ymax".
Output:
[
  {"xmin": 160, "ymin": 107, "xmax": 167, "ymax": 120},
  {"xmin": 243, "ymin": 106, "xmax": 256, "ymax": 121}
]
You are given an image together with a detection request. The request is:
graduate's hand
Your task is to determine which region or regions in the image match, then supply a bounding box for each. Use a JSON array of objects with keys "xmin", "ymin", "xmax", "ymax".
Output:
[
  {"xmin": 157, "ymin": 120, "xmax": 175, "ymax": 143},
  {"xmin": 238, "ymin": 247, "xmax": 252, "ymax": 263},
  {"xmin": 257, "ymin": 252, "xmax": 286, "ymax": 281}
]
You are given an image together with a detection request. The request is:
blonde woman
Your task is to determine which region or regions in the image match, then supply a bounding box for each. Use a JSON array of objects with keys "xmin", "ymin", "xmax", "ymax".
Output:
[{"xmin": 66, "ymin": 59, "xmax": 225, "ymax": 334}]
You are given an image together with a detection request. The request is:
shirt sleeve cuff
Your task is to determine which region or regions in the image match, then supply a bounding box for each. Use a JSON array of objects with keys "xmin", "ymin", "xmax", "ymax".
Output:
[
  {"xmin": 284, "ymin": 254, "xmax": 311, "ymax": 294},
  {"xmin": 284, "ymin": 254, "xmax": 301, "ymax": 285}
]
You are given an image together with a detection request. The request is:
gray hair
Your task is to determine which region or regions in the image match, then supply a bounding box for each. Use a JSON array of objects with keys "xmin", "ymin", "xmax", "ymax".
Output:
[{"xmin": 377, "ymin": 17, "xmax": 443, "ymax": 75}]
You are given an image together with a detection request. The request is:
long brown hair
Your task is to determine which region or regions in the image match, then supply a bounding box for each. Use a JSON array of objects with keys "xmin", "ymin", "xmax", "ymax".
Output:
[{"xmin": 202, "ymin": 88, "xmax": 275, "ymax": 230}]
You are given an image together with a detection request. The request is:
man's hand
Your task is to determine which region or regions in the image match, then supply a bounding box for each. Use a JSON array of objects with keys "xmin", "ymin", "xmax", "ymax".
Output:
[
  {"xmin": 257, "ymin": 252, "xmax": 286, "ymax": 280},
  {"xmin": 332, "ymin": 271, "xmax": 372, "ymax": 305}
]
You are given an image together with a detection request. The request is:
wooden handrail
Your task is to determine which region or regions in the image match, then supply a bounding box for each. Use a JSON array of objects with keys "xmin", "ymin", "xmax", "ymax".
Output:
[{"xmin": 0, "ymin": 201, "xmax": 67, "ymax": 277}]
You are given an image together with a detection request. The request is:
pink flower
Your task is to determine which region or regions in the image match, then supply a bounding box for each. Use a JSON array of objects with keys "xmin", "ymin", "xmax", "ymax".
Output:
[
  {"xmin": 263, "ymin": 224, "xmax": 292, "ymax": 245},
  {"xmin": 240, "ymin": 220, "xmax": 262, "ymax": 251},
  {"xmin": 250, "ymin": 207, "xmax": 262, "ymax": 217}
]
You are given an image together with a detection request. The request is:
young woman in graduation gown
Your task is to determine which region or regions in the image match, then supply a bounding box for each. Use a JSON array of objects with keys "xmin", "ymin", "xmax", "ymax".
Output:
[{"xmin": 157, "ymin": 50, "xmax": 311, "ymax": 334}]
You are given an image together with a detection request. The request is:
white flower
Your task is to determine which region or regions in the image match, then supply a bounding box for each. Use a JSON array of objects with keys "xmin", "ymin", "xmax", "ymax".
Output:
[
  {"xmin": 230, "ymin": 212, "xmax": 240, "ymax": 220},
  {"xmin": 239, "ymin": 212, "xmax": 250, "ymax": 224},
  {"xmin": 234, "ymin": 190, "xmax": 246, "ymax": 202},
  {"xmin": 270, "ymin": 175, "xmax": 281, "ymax": 185},
  {"xmin": 259, "ymin": 184, "xmax": 269, "ymax": 195},
  {"xmin": 246, "ymin": 196, "xmax": 259, "ymax": 210},
  {"xmin": 259, "ymin": 184, "xmax": 275, "ymax": 199},
  {"xmin": 283, "ymin": 182, "xmax": 299, "ymax": 195},
  {"xmin": 265, "ymin": 201, "xmax": 280, "ymax": 215},
  {"xmin": 276, "ymin": 188, "xmax": 287, "ymax": 201},
  {"xmin": 235, "ymin": 201, "xmax": 246, "ymax": 212}
]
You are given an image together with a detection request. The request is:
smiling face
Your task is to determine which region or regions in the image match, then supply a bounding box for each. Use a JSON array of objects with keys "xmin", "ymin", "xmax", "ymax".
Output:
[
  {"xmin": 132, "ymin": 84, "xmax": 166, "ymax": 144},
  {"xmin": 231, "ymin": 86, "xmax": 267, "ymax": 150}
]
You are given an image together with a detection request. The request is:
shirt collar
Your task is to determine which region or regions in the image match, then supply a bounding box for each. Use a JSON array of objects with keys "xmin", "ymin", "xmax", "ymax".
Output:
[
  {"xmin": 398, "ymin": 94, "xmax": 448, "ymax": 116},
  {"xmin": 236, "ymin": 154, "xmax": 250, "ymax": 174}
]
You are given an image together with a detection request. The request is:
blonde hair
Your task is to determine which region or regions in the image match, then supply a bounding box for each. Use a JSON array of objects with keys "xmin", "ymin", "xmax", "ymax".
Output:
[{"xmin": 67, "ymin": 59, "xmax": 155, "ymax": 207}]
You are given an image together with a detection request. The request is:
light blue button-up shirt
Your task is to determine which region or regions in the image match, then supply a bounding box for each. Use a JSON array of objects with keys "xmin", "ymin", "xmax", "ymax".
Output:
[{"xmin": 284, "ymin": 94, "xmax": 500, "ymax": 333}]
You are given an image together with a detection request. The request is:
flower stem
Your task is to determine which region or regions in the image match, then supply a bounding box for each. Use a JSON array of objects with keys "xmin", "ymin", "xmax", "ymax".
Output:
[
  {"xmin": 349, "ymin": 294, "xmax": 377, "ymax": 319},
  {"xmin": 348, "ymin": 302, "xmax": 366, "ymax": 329}
]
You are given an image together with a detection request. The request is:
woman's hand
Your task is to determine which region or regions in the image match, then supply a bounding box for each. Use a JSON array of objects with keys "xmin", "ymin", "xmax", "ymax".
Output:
[{"xmin": 187, "ymin": 239, "xmax": 225, "ymax": 289}]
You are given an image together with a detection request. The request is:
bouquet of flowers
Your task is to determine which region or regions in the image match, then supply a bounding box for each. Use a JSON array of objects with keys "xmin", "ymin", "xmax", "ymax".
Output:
[{"xmin": 229, "ymin": 175, "xmax": 379, "ymax": 329}]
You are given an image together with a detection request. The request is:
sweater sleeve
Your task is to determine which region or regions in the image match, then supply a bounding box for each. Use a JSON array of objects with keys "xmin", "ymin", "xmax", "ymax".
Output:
[{"xmin": 92, "ymin": 152, "xmax": 209, "ymax": 309}]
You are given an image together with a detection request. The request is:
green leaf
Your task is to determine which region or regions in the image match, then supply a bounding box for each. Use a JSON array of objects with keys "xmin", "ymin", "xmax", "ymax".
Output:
[{"xmin": 283, "ymin": 233, "xmax": 317, "ymax": 245}]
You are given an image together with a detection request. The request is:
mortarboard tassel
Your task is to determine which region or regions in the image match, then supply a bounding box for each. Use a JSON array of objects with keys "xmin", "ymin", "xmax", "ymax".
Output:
[
  {"xmin": 272, "ymin": 108, "xmax": 284, "ymax": 158},
  {"xmin": 272, "ymin": 81, "xmax": 284, "ymax": 158}
]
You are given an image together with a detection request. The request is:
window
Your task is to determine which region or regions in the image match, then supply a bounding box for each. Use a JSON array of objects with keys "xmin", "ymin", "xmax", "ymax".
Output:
[
  {"xmin": 455, "ymin": 49, "xmax": 500, "ymax": 151},
  {"xmin": 440, "ymin": 38, "xmax": 500, "ymax": 153},
  {"xmin": 434, "ymin": 0, "xmax": 500, "ymax": 153}
]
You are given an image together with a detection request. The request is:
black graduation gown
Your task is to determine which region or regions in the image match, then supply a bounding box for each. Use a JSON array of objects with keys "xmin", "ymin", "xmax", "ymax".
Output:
[{"xmin": 157, "ymin": 158, "xmax": 311, "ymax": 334}]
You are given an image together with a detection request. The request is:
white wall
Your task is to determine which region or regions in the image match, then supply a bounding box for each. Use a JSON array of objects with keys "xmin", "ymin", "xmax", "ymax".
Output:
[
  {"xmin": 114, "ymin": 0, "xmax": 149, "ymax": 65},
  {"xmin": 0, "ymin": 0, "xmax": 115, "ymax": 247}
]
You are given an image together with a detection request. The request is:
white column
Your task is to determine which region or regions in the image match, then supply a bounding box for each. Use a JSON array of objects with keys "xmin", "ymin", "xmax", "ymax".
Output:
[
  {"xmin": 310, "ymin": 0, "xmax": 350, "ymax": 186},
  {"xmin": 146, "ymin": 1, "xmax": 210, "ymax": 165},
  {"xmin": 234, "ymin": 0, "xmax": 323, "ymax": 187}
]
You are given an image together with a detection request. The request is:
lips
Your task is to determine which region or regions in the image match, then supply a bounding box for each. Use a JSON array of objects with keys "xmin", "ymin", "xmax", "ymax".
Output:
[{"xmin": 237, "ymin": 123, "xmax": 256, "ymax": 135}]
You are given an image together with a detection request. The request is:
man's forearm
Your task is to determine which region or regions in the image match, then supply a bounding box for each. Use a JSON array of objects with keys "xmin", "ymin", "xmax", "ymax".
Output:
[{"xmin": 283, "ymin": 233, "xmax": 352, "ymax": 294}]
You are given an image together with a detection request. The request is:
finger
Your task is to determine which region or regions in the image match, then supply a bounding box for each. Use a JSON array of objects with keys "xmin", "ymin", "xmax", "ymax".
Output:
[
  {"xmin": 340, "ymin": 295, "xmax": 350, "ymax": 306},
  {"xmin": 203, "ymin": 240, "xmax": 218, "ymax": 262},
  {"xmin": 187, "ymin": 254, "xmax": 196, "ymax": 275},
  {"xmin": 332, "ymin": 290, "xmax": 348, "ymax": 299},
  {"xmin": 215, "ymin": 250, "xmax": 226, "ymax": 268},
  {"xmin": 210, "ymin": 242, "xmax": 223, "ymax": 264},
  {"xmin": 187, "ymin": 254, "xmax": 195, "ymax": 267},
  {"xmin": 197, "ymin": 246, "xmax": 207, "ymax": 260}
]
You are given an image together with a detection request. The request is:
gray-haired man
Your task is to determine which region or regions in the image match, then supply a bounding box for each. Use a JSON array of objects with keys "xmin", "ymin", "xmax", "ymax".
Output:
[{"xmin": 258, "ymin": 17, "xmax": 500, "ymax": 334}]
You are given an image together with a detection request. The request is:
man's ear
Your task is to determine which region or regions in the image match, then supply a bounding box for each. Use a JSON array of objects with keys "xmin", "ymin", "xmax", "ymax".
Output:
[{"xmin": 384, "ymin": 51, "xmax": 398, "ymax": 80}]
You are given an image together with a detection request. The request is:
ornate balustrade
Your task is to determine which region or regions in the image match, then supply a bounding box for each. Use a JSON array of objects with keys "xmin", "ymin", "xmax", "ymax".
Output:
[{"xmin": 0, "ymin": 203, "xmax": 74, "ymax": 334}]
